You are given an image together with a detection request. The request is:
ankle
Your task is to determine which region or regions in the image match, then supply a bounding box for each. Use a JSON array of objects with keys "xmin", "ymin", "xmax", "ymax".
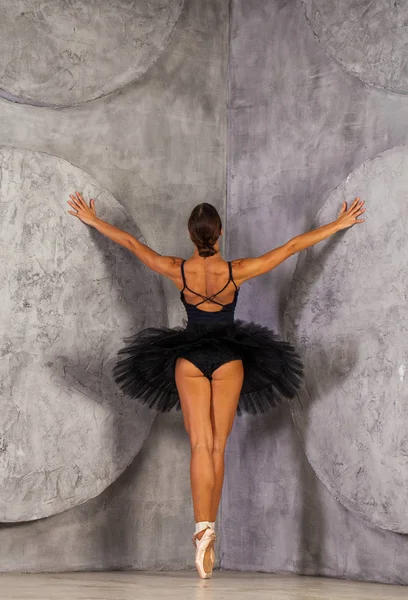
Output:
[
  {"xmin": 195, "ymin": 520, "xmax": 212, "ymax": 533},
  {"xmin": 194, "ymin": 520, "xmax": 216, "ymax": 540},
  {"xmin": 195, "ymin": 520, "xmax": 215, "ymax": 532}
]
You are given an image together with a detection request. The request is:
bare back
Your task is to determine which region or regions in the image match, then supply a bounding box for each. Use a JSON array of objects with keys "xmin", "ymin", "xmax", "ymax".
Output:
[{"xmin": 178, "ymin": 258, "xmax": 238, "ymax": 313}]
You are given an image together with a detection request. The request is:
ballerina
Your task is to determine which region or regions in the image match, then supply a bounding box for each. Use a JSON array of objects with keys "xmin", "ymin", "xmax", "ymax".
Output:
[{"xmin": 67, "ymin": 192, "xmax": 365, "ymax": 578}]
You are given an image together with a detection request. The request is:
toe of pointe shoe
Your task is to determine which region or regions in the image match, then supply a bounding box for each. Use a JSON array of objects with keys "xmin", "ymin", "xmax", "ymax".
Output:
[{"xmin": 194, "ymin": 528, "xmax": 216, "ymax": 579}]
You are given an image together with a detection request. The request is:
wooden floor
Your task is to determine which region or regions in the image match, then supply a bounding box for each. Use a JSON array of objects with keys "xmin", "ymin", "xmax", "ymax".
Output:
[{"xmin": 0, "ymin": 570, "xmax": 405, "ymax": 599}]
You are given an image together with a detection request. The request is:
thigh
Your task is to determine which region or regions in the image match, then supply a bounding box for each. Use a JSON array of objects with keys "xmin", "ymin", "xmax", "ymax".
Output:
[
  {"xmin": 210, "ymin": 359, "xmax": 244, "ymax": 449},
  {"xmin": 175, "ymin": 357, "xmax": 213, "ymax": 447}
]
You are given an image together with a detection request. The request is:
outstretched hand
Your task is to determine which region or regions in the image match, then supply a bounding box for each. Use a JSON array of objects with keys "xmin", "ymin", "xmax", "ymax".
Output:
[
  {"xmin": 336, "ymin": 197, "xmax": 365, "ymax": 230},
  {"xmin": 67, "ymin": 191, "xmax": 98, "ymax": 226}
]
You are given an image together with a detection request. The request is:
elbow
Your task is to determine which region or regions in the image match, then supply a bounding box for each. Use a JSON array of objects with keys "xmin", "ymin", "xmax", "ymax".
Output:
[
  {"xmin": 125, "ymin": 234, "xmax": 138, "ymax": 253},
  {"xmin": 287, "ymin": 238, "xmax": 298, "ymax": 255}
]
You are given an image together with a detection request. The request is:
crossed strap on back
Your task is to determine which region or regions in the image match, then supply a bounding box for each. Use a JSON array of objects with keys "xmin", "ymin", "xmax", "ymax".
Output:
[{"xmin": 181, "ymin": 260, "xmax": 238, "ymax": 308}]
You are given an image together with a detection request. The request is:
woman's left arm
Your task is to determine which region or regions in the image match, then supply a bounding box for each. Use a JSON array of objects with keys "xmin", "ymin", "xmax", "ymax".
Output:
[{"xmin": 67, "ymin": 191, "xmax": 180, "ymax": 278}]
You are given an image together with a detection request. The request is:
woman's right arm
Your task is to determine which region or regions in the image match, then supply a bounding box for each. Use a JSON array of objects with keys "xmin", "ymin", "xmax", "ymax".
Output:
[{"xmin": 233, "ymin": 197, "xmax": 365, "ymax": 285}]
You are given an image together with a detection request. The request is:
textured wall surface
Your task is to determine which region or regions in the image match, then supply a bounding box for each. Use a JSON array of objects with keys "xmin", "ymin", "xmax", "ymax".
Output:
[
  {"xmin": 223, "ymin": 0, "xmax": 408, "ymax": 584},
  {"xmin": 0, "ymin": 0, "xmax": 227, "ymax": 571},
  {"xmin": 0, "ymin": 147, "xmax": 157, "ymax": 522},
  {"xmin": 302, "ymin": 0, "xmax": 408, "ymax": 93},
  {"xmin": 0, "ymin": 413, "xmax": 197, "ymax": 572},
  {"xmin": 2, "ymin": 0, "xmax": 408, "ymax": 582},
  {"xmin": 0, "ymin": 0, "xmax": 184, "ymax": 106},
  {"xmin": 284, "ymin": 145, "xmax": 408, "ymax": 534}
]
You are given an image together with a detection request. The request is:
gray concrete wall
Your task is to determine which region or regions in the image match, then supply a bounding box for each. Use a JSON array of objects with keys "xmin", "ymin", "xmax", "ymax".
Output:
[
  {"xmin": 0, "ymin": 0, "xmax": 228, "ymax": 571},
  {"xmin": 2, "ymin": 0, "xmax": 408, "ymax": 583},
  {"xmin": 222, "ymin": 0, "xmax": 408, "ymax": 584}
]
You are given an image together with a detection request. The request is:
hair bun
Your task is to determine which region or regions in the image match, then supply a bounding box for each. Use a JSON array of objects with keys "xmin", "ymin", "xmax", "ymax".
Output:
[{"xmin": 197, "ymin": 240, "xmax": 217, "ymax": 258}]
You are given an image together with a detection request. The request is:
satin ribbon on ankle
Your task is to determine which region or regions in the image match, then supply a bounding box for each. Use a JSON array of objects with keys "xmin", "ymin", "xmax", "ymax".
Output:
[{"xmin": 195, "ymin": 521, "xmax": 214, "ymax": 535}]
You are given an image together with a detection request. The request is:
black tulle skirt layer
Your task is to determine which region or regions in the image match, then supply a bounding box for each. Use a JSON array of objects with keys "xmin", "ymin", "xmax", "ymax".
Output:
[{"xmin": 112, "ymin": 319, "xmax": 304, "ymax": 416}]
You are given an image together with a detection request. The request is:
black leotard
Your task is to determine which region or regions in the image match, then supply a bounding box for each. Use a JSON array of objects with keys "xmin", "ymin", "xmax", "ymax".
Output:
[{"xmin": 178, "ymin": 260, "xmax": 242, "ymax": 377}]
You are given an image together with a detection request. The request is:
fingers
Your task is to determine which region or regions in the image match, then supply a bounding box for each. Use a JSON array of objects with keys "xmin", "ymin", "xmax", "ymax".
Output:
[
  {"xmin": 354, "ymin": 202, "xmax": 365, "ymax": 215},
  {"xmin": 68, "ymin": 192, "xmax": 95, "ymax": 211},
  {"xmin": 69, "ymin": 191, "xmax": 87, "ymax": 209},
  {"xmin": 349, "ymin": 196, "xmax": 365, "ymax": 225},
  {"xmin": 348, "ymin": 197, "xmax": 364, "ymax": 214},
  {"xmin": 75, "ymin": 191, "xmax": 87, "ymax": 207},
  {"xmin": 69, "ymin": 193, "xmax": 81, "ymax": 208}
]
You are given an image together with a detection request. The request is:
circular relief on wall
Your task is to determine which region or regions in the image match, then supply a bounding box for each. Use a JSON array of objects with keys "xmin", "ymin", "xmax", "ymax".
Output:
[
  {"xmin": 301, "ymin": 0, "xmax": 408, "ymax": 93},
  {"xmin": 284, "ymin": 145, "xmax": 408, "ymax": 533},
  {"xmin": 0, "ymin": 147, "xmax": 163, "ymax": 522},
  {"xmin": 0, "ymin": 0, "xmax": 184, "ymax": 106}
]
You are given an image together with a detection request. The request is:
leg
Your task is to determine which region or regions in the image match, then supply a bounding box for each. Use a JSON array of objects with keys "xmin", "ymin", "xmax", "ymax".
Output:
[
  {"xmin": 209, "ymin": 359, "xmax": 244, "ymax": 521},
  {"xmin": 175, "ymin": 357, "xmax": 214, "ymax": 524}
]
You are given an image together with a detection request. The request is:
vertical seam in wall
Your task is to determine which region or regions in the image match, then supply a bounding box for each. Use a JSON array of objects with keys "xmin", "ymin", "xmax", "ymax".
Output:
[
  {"xmin": 220, "ymin": 0, "xmax": 233, "ymax": 571},
  {"xmin": 223, "ymin": 0, "xmax": 233, "ymax": 259}
]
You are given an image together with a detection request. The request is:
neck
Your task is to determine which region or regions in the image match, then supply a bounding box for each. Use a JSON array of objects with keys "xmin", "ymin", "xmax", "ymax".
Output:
[{"xmin": 192, "ymin": 241, "xmax": 221, "ymax": 258}]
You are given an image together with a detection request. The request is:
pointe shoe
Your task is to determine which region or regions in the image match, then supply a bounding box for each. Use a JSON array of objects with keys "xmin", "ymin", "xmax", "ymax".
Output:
[
  {"xmin": 192, "ymin": 526, "xmax": 216, "ymax": 579},
  {"xmin": 192, "ymin": 532, "xmax": 216, "ymax": 570}
]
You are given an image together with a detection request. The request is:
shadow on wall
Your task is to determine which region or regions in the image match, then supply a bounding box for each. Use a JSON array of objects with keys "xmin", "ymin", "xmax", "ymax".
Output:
[
  {"xmin": 283, "ymin": 227, "xmax": 360, "ymax": 574},
  {"xmin": 0, "ymin": 412, "xmax": 189, "ymax": 571},
  {"xmin": 42, "ymin": 213, "xmax": 161, "ymax": 565}
]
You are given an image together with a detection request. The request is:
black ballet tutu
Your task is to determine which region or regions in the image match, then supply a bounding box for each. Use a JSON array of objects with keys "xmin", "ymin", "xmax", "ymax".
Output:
[{"xmin": 112, "ymin": 319, "xmax": 304, "ymax": 416}]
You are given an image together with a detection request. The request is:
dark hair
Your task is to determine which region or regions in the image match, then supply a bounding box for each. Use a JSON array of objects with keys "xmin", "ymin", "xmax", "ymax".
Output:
[{"xmin": 188, "ymin": 203, "xmax": 222, "ymax": 258}]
